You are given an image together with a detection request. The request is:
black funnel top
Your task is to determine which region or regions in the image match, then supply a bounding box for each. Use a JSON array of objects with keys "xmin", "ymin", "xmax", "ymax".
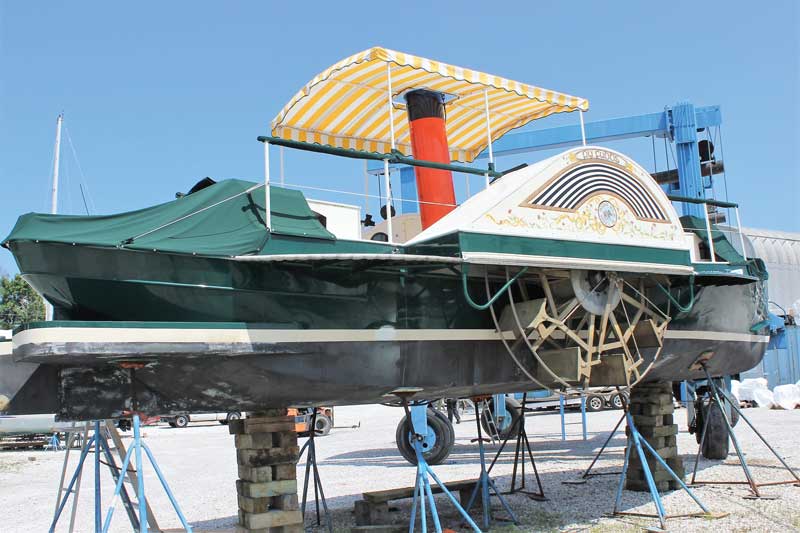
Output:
[{"xmin": 405, "ymin": 89, "xmax": 445, "ymax": 121}]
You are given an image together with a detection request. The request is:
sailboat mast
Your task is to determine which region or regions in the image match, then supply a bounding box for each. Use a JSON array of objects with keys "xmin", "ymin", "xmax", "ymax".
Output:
[
  {"xmin": 50, "ymin": 113, "xmax": 63, "ymax": 214},
  {"xmin": 45, "ymin": 113, "xmax": 63, "ymax": 321}
]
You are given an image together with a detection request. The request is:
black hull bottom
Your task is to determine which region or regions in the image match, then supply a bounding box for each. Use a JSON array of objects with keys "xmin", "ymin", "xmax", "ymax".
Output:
[{"xmin": 4, "ymin": 333, "xmax": 766, "ymax": 420}]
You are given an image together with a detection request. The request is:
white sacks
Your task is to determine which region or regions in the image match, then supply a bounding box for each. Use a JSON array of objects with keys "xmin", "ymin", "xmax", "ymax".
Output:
[
  {"xmin": 738, "ymin": 378, "xmax": 769, "ymax": 403},
  {"xmin": 730, "ymin": 379, "xmax": 741, "ymax": 403},
  {"xmin": 773, "ymin": 384, "xmax": 800, "ymax": 410}
]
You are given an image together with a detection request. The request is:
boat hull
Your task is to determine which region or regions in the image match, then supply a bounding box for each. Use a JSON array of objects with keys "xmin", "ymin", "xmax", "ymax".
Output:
[
  {"xmin": 6, "ymin": 320, "xmax": 767, "ymax": 420},
  {"xmin": 2, "ymin": 242, "xmax": 770, "ymax": 420}
]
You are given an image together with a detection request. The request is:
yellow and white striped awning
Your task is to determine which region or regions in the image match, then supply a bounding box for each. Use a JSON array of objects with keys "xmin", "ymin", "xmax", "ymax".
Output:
[{"xmin": 271, "ymin": 47, "xmax": 589, "ymax": 163}]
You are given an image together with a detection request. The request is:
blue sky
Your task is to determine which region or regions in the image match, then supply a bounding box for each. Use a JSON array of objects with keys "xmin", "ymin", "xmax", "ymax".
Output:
[{"xmin": 1, "ymin": 1, "xmax": 798, "ymax": 275}]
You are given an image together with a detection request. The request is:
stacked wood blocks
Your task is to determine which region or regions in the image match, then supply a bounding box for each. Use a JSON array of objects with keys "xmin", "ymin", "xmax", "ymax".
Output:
[
  {"xmin": 231, "ymin": 409, "xmax": 303, "ymax": 532},
  {"xmin": 625, "ymin": 382, "xmax": 685, "ymax": 492}
]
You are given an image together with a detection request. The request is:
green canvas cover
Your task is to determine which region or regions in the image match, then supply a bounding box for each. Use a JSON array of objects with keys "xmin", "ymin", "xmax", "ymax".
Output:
[
  {"xmin": 680, "ymin": 215, "xmax": 745, "ymax": 264},
  {"xmin": 2, "ymin": 179, "xmax": 334, "ymax": 257}
]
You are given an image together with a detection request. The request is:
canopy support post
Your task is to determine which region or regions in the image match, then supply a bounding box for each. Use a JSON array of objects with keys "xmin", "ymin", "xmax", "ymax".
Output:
[
  {"xmin": 579, "ymin": 110, "xmax": 587, "ymax": 146},
  {"xmin": 363, "ymin": 160, "xmax": 370, "ymax": 212},
  {"xmin": 387, "ymin": 63, "xmax": 396, "ymax": 151},
  {"xmin": 263, "ymin": 141, "xmax": 272, "ymax": 230},
  {"xmin": 279, "ymin": 146, "xmax": 285, "ymax": 186},
  {"xmin": 484, "ymin": 89, "xmax": 494, "ymax": 189},
  {"xmin": 383, "ymin": 159, "xmax": 393, "ymax": 244}
]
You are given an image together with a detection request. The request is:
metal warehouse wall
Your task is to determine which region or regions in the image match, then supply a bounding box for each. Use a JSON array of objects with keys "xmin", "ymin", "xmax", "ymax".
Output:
[
  {"xmin": 741, "ymin": 227, "xmax": 800, "ymax": 387},
  {"xmin": 744, "ymin": 227, "xmax": 800, "ymax": 313}
]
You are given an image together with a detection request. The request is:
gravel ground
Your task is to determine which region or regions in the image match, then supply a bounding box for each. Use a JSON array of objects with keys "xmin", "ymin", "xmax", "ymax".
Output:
[{"xmin": 1, "ymin": 405, "xmax": 798, "ymax": 532}]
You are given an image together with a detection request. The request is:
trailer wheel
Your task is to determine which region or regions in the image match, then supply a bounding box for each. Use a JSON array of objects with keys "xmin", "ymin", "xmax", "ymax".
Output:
[
  {"xmin": 480, "ymin": 397, "xmax": 522, "ymax": 440},
  {"xmin": 396, "ymin": 410, "xmax": 453, "ymax": 466},
  {"xmin": 701, "ymin": 401, "xmax": 730, "ymax": 460},
  {"xmin": 609, "ymin": 392, "xmax": 626, "ymax": 410},
  {"xmin": 586, "ymin": 394, "xmax": 604, "ymax": 412},
  {"xmin": 173, "ymin": 415, "xmax": 189, "ymax": 429},
  {"xmin": 314, "ymin": 414, "xmax": 332, "ymax": 436}
]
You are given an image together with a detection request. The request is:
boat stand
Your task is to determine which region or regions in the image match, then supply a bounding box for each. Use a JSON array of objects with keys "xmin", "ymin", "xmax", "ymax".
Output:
[
  {"xmin": 51, "ymin": 414, "xmax": 192, "ymax": 533},
  {"xmin": 102, "ymin": 414, "xmax": 192, "ymax": 532},
  {"xmin": 487, "ymin": 393, "xmax": 547, "ymax": 500},
  {"xmin": 611, "ymin": 409, "xmax": 721, "ymax": 532},
  {"xmin": 299, "ymin": 410, "xmax": 333, "ymax": 533},
  {"xmin": 51, "ymin": 419, "xmax": 156, "ymax": 533},
  {"xmin": 690, "ymin": 364, "xmax": 800, "ymax": 498},
  {"xmin": 465, "ymin": 398, "xmax": 520, "ymax": 529},
  {"xmin": 393, "ymin": 391, "xmax": 482, "ymax": 533},
  {"xmin": 577, "ymin": 410, "xmax": 626, "ymax": 481}
]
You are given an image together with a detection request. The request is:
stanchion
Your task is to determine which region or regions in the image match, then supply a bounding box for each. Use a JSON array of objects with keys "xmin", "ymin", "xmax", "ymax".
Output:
[
  {"xmin": 392, "ymin": 389, "xmax": 482, "ymax": 533},
  {"xmin": 464, "ymin": 398, "xmax": 519, "ymax": 529},
  {"xmin": 690, "ymin": 364, "xmax": 800, "ymax": 498},
  {"xmin": 299, "ymin": 409, "xmax": 333, "ymax": 533},
  {"xmin": 102, "ymin": 414, "xmax": 193, "ymax": 533},
  {"xmin": 610, "ymin": 401, "xmax": 724, "ymax": 532},
  {"xmin": 50, "ymin": 420, "xmax": 142, "ymax": 533},
  {"xmin": 487, "ymin": 393, "xmax": 547, "ymax": 500}
]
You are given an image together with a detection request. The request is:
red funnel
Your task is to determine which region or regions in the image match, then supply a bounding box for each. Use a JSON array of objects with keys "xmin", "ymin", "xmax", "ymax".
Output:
[{"xmin": 405, "ymin": 90, "xmax": 456, "ymax": 230}]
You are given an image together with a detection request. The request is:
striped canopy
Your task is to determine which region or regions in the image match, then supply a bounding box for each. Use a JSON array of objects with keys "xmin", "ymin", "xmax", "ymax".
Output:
[{"xmin": 271, "ymin": 47, "xmax": 589, "ymax": 163}]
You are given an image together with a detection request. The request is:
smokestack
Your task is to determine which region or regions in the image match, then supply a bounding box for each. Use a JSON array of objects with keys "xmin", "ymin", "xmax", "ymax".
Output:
[{"xmin": 405, "ymin": 90, "xmax": 457, "ymax": 229}]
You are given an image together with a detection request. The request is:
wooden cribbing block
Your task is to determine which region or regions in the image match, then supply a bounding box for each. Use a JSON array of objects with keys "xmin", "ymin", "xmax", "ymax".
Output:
[
  {"xmin": 237, "ymin": 447, "xmax": 299, "ymax": 468},
  {"xmin": 237, "ymin": 479, "xmax": 297, "ymax": 499},
  {"xmin": 238, "ymin": 509, "xmax": 303, "ymax": 530},
  {"xmin": 238, "ymin": 494, "xmax": 299, "ymax": 514},
  {"xmin": 229, "ymin": 416, "xmax": 297, "ymax": 435},
  {"xmin": 235, "ymin": 431, "xmax": 298, "ymax": 450},
  {"xmin": 235, "ymin": 525, "xmax": 303, "ymax": 533}
]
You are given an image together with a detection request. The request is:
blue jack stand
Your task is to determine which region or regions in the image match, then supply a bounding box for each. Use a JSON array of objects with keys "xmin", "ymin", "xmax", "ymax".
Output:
[
  {"xmin": 50, "ymin": 415, "xmax": 192, "ymax": 533},
  {"xmin": 559, "ymin": 393, "xmax": 587, "ymax": 441},
  {"xmin": 397, "ymin": 392, "xmax": 482, "ymax": 533},
  {"xmin": 103, "ymin": 414, "xmax": 192, "ymax": 532},
  {"xmin": 299, "ymin": 409, "xmax": 333, "ymax": 533},
  {"xmin": 613, "ymin": 409, "xmax": 723, "ymax": 532},
  {"xmin": 465, "ymin": 398, "xmax": 519, "ymax": 529},
  {"xmin": 47, "ymin": 432, "xmax": 63, "ymax": 451}
]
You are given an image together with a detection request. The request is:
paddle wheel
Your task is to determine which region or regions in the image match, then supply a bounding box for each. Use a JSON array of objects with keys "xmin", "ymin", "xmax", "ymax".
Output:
[{"xmin": 481, "ymin": 268, "xmax": 671, "ymax": 391}]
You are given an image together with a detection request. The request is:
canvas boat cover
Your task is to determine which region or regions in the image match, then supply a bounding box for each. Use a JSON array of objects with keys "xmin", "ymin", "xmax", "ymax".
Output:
[
  {"xmin": 271, "ymin": 46, "xmax": 589, "ymax": 162},
  {"xmin": 3, "ymin": 180, "xmax": 334, "ymax": 257}
]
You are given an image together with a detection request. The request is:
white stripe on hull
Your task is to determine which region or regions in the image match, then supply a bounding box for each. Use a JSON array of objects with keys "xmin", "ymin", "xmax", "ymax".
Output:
[{"xmin": 13, "ymin": 326, "xmax": 768, "ymax": 349}]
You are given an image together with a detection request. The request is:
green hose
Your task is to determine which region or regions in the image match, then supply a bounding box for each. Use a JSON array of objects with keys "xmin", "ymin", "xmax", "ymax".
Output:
[
  {"xmin": 461, "ymin": 265, "xmax": 528, "ymax": 311},
  {"xmin": 656, "ymin": 276, "xmax": 696, "ymax": 313}
]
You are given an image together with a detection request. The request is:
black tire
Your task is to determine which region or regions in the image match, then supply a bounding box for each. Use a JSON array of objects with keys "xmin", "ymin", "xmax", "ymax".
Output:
[
  {"xmin": 609, "ymin": 393, "xmax": 625, "ymax": 410},
  {"xmin": 480, "ymin": 397, "xmax": 522, "ymax": 440},
  {"xmin": 314, "ymin": 414, "xmax": 332, "ymax": 436},
  {"xmin": 701, "ymin": 401, "xmax": 729, "ymax": 460},
  {"xmin": 223, "ymin": 412, "xmax": 241, "ymax": 425},
  {"xmin": 396, "ymin": 410, "xmax": 453, "ymax": 466},
  {"xmin": 586, "ymin": 394, "xmax": 604, "ymax": 412},
  {"xmin": 173, "ymin": 415, "xmax": 189, "ymax": 428},
  {"xmin": 430, "ymin": 408, "xmax": 456, "ymax": 451},
  {"xmin": 168, "ymin": 421, "xmax": 177, "ymax": 428}
]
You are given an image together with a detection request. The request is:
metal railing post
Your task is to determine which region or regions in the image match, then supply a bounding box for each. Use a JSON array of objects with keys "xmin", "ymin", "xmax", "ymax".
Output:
[
  {"xmin": 703, "ymin": 206, "xmax": 717, "ymax": 262},
  {"xmin": 263, "ymin": 142, "xmax": 271, "ymax": 230},
  {"xmin": 735, "ymin": 207, "xmax": 747, "ymax": 260}
]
